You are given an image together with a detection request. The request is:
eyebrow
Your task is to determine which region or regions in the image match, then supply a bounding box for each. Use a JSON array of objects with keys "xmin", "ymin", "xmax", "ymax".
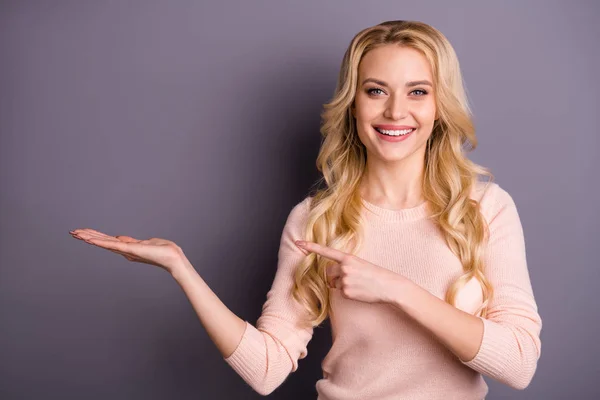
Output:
[{"xmin": 361, "ymin": 78, "xmax": 433, "ymax": 88}]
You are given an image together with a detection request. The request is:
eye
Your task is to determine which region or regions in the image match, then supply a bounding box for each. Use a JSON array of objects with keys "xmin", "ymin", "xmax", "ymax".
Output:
[
  {"xmin": 411, "ymin": 89, "xmax": 428, "ymax": 96},
  {"xmin": 367, "ymin": 87, "xmax": 385, "ymax": 96}
]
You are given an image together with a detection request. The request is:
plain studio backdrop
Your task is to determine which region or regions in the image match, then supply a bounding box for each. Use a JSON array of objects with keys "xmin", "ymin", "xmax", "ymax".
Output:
[{"xmin": 0, "ymin": 1, "xmax": 598, "ymax": 399}]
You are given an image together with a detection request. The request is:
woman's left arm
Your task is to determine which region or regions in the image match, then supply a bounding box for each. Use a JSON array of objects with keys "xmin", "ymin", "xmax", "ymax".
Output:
[{"xmin": 389, "ymin": 187, "xmax": 542, "ymax": 390}]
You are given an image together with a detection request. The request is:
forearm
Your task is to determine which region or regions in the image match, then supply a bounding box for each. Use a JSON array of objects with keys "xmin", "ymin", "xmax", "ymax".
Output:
[
  {"xmin": 388, "ymin": 276, "xmax": 483, "ymax": 362},
  {"xmin": 170, "ymin": 255, "xmax": 247, "ymax": 359}
]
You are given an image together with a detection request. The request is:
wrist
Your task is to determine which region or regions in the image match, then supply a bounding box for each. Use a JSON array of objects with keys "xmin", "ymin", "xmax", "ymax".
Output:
[
  {"xmin": 169, "ymin": 254, "xmax": 196, "ymax": 281},
  {"xmin": 386, "ymin": 275, "xmax": 415, "ymax": 310}
]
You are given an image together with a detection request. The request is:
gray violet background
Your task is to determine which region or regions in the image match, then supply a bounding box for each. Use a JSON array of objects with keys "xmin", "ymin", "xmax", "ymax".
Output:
[{"xmin": 1, "ymin": 1, "xmax": 598, "ymax": 399}]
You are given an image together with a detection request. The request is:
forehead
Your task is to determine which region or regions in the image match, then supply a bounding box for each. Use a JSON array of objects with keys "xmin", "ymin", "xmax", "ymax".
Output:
[{"xmin": 358, "ymin": 44, "xmax": 433, "ymax": 83}]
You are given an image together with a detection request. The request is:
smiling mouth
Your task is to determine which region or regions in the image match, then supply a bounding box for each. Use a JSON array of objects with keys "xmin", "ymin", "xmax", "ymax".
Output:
[{"xmin": 374, "ymin": 127, "xmax": 416, "ymax": 136}]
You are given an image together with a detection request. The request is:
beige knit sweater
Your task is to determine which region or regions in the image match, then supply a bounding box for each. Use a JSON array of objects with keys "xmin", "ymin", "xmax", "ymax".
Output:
[{"xmin": 224, "ymin": 181, "xmax": 542, "ymax": 399}]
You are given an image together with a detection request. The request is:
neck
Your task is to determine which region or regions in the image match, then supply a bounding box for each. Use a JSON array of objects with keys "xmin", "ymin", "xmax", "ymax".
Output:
[{"xmin": 359, "ymin": 156, "xmax": 426, "ymax": 209}]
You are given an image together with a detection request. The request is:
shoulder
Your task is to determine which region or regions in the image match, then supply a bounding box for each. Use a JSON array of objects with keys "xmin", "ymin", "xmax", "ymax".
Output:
[
  {"xmin": 471, "ymin": 180, "xmax": 518, "ymax": 223},
  {"xmin": 284, "ymin": 196, "xmax": 313, "ymax": 228},
  {"xmin": 278, "ymin": 196, "xmax": 314, "ymax": 244},
  {"xmin": 290, "ymin": 196, "xmax": 313, "ymax": 217}
]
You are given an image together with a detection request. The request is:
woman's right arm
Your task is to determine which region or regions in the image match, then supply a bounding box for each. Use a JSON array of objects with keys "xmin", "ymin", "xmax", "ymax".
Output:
[
  {"xmin": 170, "ymin": 198, "xmax": 315, "ymax": 396},
  {"xmin": 170, "ymin": 260, "xmax": 248, "ymax": 359}
]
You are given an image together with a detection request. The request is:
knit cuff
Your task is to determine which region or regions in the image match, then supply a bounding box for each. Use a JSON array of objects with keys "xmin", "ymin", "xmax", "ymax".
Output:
[
  {"xmin": 461, "ymin": 317, "xmax": 516, "ymax": 378},
  {"xmin": 224, "ymin": 321, "xmax": 266, "ymax": 383}
]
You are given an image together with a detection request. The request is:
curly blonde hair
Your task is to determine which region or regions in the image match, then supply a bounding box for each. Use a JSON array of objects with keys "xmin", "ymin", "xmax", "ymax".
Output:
[{"xmin": 292, "ymin": 20, "xmax": 495, "ymax": 328}]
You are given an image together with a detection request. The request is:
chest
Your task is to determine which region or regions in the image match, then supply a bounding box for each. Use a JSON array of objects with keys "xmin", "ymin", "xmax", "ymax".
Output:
[{"xmin": 329, "ymin": 220, "xmax": 483, "ymax": 326}]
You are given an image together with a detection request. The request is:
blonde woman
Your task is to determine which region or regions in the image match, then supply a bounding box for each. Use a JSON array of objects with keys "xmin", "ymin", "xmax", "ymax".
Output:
[{"xmin": 70, "ymin": 20, "xmax": 542, "ymax": 399}]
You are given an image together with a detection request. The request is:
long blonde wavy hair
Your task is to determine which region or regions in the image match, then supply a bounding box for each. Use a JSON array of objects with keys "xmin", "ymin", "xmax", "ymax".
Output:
[{"xmin": 292, "ymin": 20, "xmax": 495, "ymax": 328}]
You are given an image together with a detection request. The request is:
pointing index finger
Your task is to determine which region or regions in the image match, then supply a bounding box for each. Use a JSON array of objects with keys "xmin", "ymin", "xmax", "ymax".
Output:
[{"xmin": 297, "ymin": 241, "xmax": 347, "ymax": 263}]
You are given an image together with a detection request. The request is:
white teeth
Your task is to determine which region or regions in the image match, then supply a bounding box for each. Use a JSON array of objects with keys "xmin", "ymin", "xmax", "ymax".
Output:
[{"xmin": 376, "ymin": 128, "xmax": 414, "ymax": 136}]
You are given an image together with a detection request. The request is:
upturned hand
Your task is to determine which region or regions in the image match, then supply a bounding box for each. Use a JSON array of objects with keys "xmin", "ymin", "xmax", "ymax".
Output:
[{"xmin": 70, "ymin": 228, "xmax": 185, "ymax": 274}]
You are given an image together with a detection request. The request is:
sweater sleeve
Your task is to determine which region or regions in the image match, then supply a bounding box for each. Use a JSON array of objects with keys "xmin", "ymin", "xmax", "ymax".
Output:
[
  {"xmin": 223, "ymin": 197, "xmax": 315, "ymax": 396},
  {"xmin": 461, "ymin": 183, "xmax": 542, "ymax": 390}
]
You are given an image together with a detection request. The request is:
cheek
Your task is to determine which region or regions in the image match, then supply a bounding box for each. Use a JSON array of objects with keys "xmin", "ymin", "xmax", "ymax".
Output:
[
  {"xmin": 426, "ymin": 98, "xmax": 437, "ymax": 119},
  {"xmin": 415, "ymin": 103, "xmax": 437, "ymax": 125},
  {"xmin": 354, "ymin": 97, "xmax": 381, "ymax": 121}
]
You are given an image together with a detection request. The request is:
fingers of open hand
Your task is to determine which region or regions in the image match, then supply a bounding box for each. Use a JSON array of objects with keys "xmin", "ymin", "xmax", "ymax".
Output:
[
  {"xmin": 70, "ymin": 229, "xmax": 180, "ymax": 269},
  {"xmin": 71, "ymin": 230, "xmax": 139, "ymax": 245},
  {"xmin": 71, "ymin": 230, "xmax": 138, "ymax": 256},
  {"xmin": 71, "ymin": 228, "xmax": 115, "ymax": 240}
]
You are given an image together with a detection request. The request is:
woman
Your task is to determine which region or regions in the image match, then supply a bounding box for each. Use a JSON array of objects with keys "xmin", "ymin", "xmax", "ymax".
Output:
[{"xmin": 70, "ymin": 20, "xmax": 542, "ymax": 399}]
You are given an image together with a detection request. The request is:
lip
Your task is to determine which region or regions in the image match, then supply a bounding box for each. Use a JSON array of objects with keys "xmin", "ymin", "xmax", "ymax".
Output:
[
  {"xmin": 373, "ymin": 125, "xmax": 415, "ymax": 142},
  {"xmin": 373, "ymin": 124, "xmax": 416, "ymax": 130}
]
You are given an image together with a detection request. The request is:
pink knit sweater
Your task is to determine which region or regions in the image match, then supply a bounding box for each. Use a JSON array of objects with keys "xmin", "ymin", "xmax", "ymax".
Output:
[{"xmin": 224, "ymin": 181, "xmax": 542, "ymax": 399}]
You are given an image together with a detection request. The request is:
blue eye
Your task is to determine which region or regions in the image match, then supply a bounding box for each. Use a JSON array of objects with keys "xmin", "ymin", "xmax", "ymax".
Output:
[
  {"xmin": 367, "ymin": 88, "xmax": 428, "ymax": 97},
  {"xmin": 367, "ymin": 88, "xmax": 385, "ymax": 96}
]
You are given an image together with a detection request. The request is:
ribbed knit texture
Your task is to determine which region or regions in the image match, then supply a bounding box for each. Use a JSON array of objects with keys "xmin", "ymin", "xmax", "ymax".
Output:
[{"xmin": 224, "ymin": 181, "xmax": 542, "ymax": 399}]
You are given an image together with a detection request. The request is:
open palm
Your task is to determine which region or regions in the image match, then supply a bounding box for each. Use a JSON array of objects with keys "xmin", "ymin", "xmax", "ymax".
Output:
[{"xmin": 70, "ymin": 228, "xmax": 183, "ymax": 273}]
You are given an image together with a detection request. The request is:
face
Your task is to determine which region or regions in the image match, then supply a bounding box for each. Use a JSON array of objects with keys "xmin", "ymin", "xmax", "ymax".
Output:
[{"xmin": 352, "ymin": 44, "xmax": 437, "ymax": 166}]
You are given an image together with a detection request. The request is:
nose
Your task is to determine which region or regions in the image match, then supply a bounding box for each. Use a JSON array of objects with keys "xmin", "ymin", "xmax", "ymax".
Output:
[{"xmin": 383, "ymin": 94, "xmax": 408, "ymax": 120}]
